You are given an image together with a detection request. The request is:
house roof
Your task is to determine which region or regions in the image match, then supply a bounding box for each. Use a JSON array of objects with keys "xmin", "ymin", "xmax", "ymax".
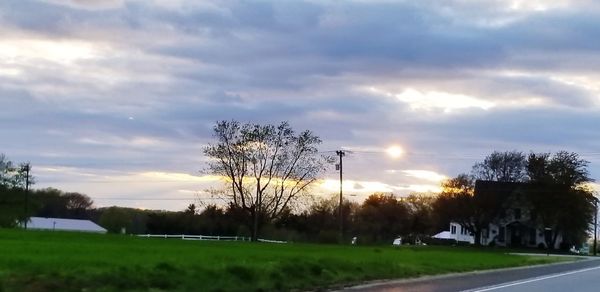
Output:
[
  {"xmin": 25, "ymin": 217, "xmax": 107, "ymax": 233},
  {"xmin": 433, "ymin": 231, "xmax": 452, "ymax": 239}
]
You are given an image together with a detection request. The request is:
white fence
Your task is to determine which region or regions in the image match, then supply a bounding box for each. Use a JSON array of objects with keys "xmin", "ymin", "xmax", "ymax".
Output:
[{"xmin": 137, "ymin": 234, "xmax": 287, "ymax": 243}]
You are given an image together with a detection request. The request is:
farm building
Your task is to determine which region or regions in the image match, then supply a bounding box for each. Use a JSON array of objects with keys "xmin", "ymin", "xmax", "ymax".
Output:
[
  {"xmin": 434, "ymin": 181, "xmax": 564, "ymax": 248},
  {"xmin": 22, "ymin": 217, "xmax": 107, "ymax": 233}
]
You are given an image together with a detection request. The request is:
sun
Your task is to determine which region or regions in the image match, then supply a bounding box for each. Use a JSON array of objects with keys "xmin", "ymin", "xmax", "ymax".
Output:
[{"xmin": 386, "ymin": 145, "xmax": 404, "ymax": 159}]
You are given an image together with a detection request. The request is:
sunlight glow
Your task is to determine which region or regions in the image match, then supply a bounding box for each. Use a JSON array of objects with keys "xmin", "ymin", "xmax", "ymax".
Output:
[
  {"xmin": 139, "ymin": 172, "xmax": 222, "ymax": 183},
  {"xmin": 318, "ymin": 179, "xmax": 441, "ymax": 195},
  {"xmin": 368, "ymin": 87, "xmax": 495, "ymax": 112},
  {"xmin": 402, "ymin": 170, "xmax": 447, "ymax": 183},
  {"xmin": 319, "ymin": 179, "xmax": 395, "ymax": 194},
  {"xmin": 0, "ymin": 39, "xmax": 100, "ymax": 65},
  {"xmin": 507, "ymin": 0, "xmax": 570, "ymax": 12},
  {"xmin": 386, "ymin": 145, "xmax": 404, "ymax": 159}
]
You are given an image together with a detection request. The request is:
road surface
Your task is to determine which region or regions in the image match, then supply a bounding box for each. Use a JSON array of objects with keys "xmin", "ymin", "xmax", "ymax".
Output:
[{"xmin": 342, "ymin": 257, "xmax": 600, "ymax": 292}]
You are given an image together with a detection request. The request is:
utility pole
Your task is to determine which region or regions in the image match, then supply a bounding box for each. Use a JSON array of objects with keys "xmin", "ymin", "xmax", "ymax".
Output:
[
  {"xmin": 24, "ymin": 163, "xmax": 30, "ymax": 230},
  {"xmin": 336, "ymin": 150, "xmax": 345, "ymax": 242},
  {"xmin": 594, "ymin": 198, "xmax": 598, "ymax": 256}
]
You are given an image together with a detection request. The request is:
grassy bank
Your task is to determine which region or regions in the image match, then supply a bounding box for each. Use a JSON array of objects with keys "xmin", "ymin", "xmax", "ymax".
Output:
[{"xmin": 0, "ymin": 229, "xmax": 569, "ymax": 291}]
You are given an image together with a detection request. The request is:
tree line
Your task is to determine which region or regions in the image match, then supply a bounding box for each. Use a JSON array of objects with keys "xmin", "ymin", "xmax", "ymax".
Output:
[
  {"xmin": 1, "ymin": 151, "xmax": 438, "ymax": 241},
  {"xmin": 1, "ymin": 120, "xmax": 597, "ymax": 250}
]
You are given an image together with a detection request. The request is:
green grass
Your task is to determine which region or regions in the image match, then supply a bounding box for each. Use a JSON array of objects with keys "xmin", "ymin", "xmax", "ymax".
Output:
[{"xmin": 0, "ymin": 229, "xmax": 570, "ymax": 291}]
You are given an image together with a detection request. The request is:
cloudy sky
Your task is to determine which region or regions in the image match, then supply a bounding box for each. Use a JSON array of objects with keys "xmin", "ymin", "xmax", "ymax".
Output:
[{"xmin": 2, "ymin": 0, "xmax": 600, "ymax": 211}]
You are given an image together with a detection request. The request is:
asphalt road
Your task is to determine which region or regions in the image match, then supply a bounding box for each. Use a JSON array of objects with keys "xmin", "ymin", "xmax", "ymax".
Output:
[{"xmin": 342, "ymin": 257, "xmax": 600, "ymax": 292}]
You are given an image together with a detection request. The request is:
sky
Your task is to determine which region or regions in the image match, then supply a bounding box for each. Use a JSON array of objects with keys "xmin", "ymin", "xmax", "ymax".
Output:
[{"xmin": 2, "ymin": 0, "xmax": 600, "ymax": 211}]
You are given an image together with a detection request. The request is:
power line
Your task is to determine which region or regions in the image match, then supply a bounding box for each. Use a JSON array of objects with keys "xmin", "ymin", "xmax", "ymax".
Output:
[{"xmin": 90, "ymin": 197, "xmax": 220, "ymax": 201}]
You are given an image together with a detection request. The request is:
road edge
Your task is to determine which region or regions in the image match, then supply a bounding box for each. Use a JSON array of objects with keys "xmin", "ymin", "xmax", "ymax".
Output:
[{"xmin": 334, "ymin": 254, "xmax": 598, "ymax": 291}]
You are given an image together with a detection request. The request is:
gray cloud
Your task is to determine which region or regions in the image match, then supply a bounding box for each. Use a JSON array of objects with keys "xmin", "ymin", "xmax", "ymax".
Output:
[{"xmin": 2, "ymin": 0, "xmax": 600, "ymax": 209}]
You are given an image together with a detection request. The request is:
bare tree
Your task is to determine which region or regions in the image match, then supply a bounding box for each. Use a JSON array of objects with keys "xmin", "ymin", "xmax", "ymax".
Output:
[{"xmin": 204, "ymin": 120, "xmax": 328, "ymax": 241}]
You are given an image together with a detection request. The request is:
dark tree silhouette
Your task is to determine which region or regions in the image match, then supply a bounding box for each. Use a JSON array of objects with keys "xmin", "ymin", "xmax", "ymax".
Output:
[
  {"xmin": 472, "ymin": 151, "xmax": 527, "ymax": 182},
  {"xmin": 356, "ymin": 193, "xmax": 411, "ymax": 243},
  {"xmin": 526, "ymin": 151, "xmax": 595, "ymax": 248},
  {"xmin": 435, "ymin": 174, "xmax": 507, "ymax": 246},
  {"xmin": 204, "ymin": 120, "xmax": 328, "ymax": 241}
]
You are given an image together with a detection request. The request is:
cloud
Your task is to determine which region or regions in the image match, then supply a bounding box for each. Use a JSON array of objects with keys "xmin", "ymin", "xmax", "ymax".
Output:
[
  {"xmin": 40, "ymin": 0, "xmax": 124, "ymax": 10},
  {"xmin": 368, "ymin": 87, "xmax": 495, "ymax": 113},
  {"xmin": 401, "ymin": 170, "xmax": 448, "ymax": 183},
  {"xmin": 2, "ymin": 0, "xmax": 600, "ymax": 210}
]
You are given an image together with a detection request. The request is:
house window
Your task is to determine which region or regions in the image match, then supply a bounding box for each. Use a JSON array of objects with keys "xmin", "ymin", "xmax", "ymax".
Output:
[
  {"xmin": 499, "ymin": 227, "xmax": 505, "ymax": 242},
  {"xmin": 461, "ymin": 227, "xmax": 468, "ymax": 235},
  {"xmin": 451, "ymin": 225, "xmax": 457, "ymax": 234},
  {"xmin": 515, "ymin": 208, "xmax": 521, "ymax": 220}
]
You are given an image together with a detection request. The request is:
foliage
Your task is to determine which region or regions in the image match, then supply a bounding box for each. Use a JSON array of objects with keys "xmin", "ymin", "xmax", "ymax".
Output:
[
  {"xmin": 0, "ymin": 229, "xmax": 567, "ymax": 292},
  {"xmin": 434, "ymin": 174, "xmax": 494, "ymax": 246},
  {"xmin": 527, "ymin": 151, "xmax": 592, "ymax": 185},
  {"xmin": 472, "ymin": 151, "xmax": 527, "ymax": 182},
  {"xmin": 204, "ymin": 120, "xmax": 328, "ymax": 240},
  {"xmin": 0, "ymin": 154, "xmax": 33, "ymax": 190},
  {"xmin": 525, "ymin": 151, "xmax": 595, "ymax": 247},
  {"xmin": 404, "ymin": 194, "xmax": 436, "ymax": 237},
  {"xmin": 355, "ymin": 193, "xmax": 410, "ymax": 243},
  {"xmin": 0, "ymin": 186, "xmax": 29, "ymax": 227},
  {"xmin": 99, "ymin": 206, "xmax": 135, "ymax": 233},
  {"xmin": 33, "ymin": 188, "xmax": 94, "ymax": 219}
]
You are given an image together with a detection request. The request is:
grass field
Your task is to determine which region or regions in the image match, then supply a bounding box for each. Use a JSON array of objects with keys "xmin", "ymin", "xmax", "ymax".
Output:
[{"xmin": 0, "ymin": 229, "xmax": 570, "ymax": 292}]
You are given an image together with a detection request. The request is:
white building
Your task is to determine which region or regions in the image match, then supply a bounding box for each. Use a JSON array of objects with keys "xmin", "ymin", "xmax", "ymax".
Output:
[
  {"xmin": 433, "ymin": 222, "xmax": 474, "ymax": 244},
  {"xmin": 434, "ymin": 181, "xmax": 564, "ymax": 249},
  {"xmin": 22, "ymin": 217, "xmax": 107, "ymax": 233}
]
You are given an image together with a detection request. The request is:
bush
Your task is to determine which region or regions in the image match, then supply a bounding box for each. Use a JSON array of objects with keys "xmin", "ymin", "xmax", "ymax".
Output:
[
  {"xmin": 423, "ymin": 238, "xmax": 459, "ymax": 246},
  {"xmin": 316, "ymin": 230, "xmax": 339, "ymax": 244}
]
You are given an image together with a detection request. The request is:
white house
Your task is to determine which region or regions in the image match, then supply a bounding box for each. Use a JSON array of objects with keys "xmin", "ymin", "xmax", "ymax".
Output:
[
  {"xmin": 22, "ymin": 217, "xmax": 107, "ymax": 233},
  {"xmin": 434, "ymin": 181, "xmax": 564, "ymax": 249}
]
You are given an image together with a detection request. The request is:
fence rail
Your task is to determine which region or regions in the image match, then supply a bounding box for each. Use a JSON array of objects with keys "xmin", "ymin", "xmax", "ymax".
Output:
[{"xmin": 137, "ymin": 234, "xmax": 287, "ymax": 244}]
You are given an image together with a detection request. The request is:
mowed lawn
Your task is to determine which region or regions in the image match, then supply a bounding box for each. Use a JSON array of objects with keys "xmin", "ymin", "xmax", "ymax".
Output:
[{"xmin": 0, "ymin": 229, "xmax": 567, "ymax": 291}]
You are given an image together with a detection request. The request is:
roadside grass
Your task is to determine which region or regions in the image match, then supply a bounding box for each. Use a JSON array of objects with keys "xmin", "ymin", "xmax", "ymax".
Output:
[{"xmin": 0, "ymin": 229, "xmax": 572, "ymax": 291}]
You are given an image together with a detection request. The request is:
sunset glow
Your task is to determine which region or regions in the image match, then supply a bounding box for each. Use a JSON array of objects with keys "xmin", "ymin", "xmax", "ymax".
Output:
[{"xmin": 386, "ymin": 146, "xmax": 405, "ymax": 159}]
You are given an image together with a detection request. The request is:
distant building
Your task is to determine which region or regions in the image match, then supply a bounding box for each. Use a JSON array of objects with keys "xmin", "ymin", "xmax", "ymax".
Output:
[
  {"xmin": 21, "ymin": 217, "xmax": 107, "ymax": 233},
  {"xmin": 433, "ymin": 222, "xmax": 474, "ymax": 244},
  {"xmin": 435, "ymin": 181, "xmax": 563, "ymax": 249},
  {"xmin": 476, "ymin": 181, "xmax": 563, "ymax": 249}
]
